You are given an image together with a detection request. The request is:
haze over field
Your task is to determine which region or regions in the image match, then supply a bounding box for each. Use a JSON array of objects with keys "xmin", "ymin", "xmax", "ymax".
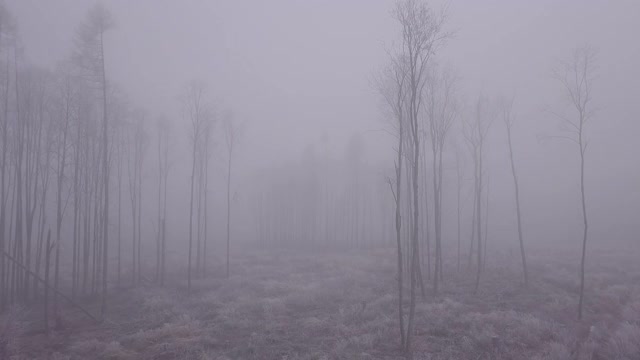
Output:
[{"xmin": 0, "ymin": 1, "xmax": 639, "ymax": 359}]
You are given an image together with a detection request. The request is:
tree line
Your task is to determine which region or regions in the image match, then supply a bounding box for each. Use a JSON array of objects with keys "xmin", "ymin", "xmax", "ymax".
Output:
[{"xmin": 0, "ymin": 3, "xmax": 242, "ymax": 331}]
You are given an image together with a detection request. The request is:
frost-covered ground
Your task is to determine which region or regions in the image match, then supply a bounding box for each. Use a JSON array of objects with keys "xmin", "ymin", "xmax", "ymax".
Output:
[{"xmin": 2, "ymin": 247, "xmax": 640, "ymax": 359}]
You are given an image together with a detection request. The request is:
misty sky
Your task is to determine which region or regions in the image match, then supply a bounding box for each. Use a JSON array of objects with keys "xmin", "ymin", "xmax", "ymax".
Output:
[{"xmin": 6, "ymin": 0, "xmax": 640, "ymax": 248}]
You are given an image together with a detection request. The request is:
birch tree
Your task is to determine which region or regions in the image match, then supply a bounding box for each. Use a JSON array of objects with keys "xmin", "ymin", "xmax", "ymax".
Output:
[
  {"xmin": 392, "ymin": 0, "xmax": 448, "ymax": 353},
  {"xmin": 551, "ymin": 46, "xmax": 597, "ymax": 320}
]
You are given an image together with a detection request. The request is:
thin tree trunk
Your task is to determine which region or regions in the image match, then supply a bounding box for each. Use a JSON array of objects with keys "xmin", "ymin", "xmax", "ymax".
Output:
[
  {"xmin": 100, "ymin": 29, "xmax": 110, "ymax": 319},
  {"xmin": 456, "ymin": 151, "xmax": 461, "ymax": 274},
  {"xmin": 0, "ymin": 49, "xmax": 10, "ymax": 311},
  {"xmin": 187, "ymin": 138, "xmax": 196, "ymax": 289},
  {"xmin": 203, "ymin": 139, "xmax": 209, "ymax": 276},
  {"xmin": 117, "ymin": 137, "xmax": 122, "ymax": 287},
  {"xmin": 483, "ymin": 177, "xmax": 489, "ymax": 271},
  {"xmin": 136, "ymin": 151, "xmax": 142, "ymax": 285},
  {"xmin": 161, "ymin": 144, "xmax": 168, "ymax": 286},
  {"xmin": 577, "ymin": 133, "xmax": 588, "ymax": 319},
  {"xmin": 506, "ymin": 125, "xmax": 528, "ymax": 285},
  {"xmin": 474, "ymin": 146, "xmax": 483, "ymax": 294},
  {"xmin": 44, "ymin": 230, "xmax": 51, "ymax": 334},
  {"xmin": 432, "ymin": 145, "xmax": 440, "ymax": 293},
  {"xmin": 156, "ymin": 131, "xmax": 161, "ymax": 282},
  {"xmin": 226, "ymin": 153, "xmax": 232, "ymax": 278},
  {"xmin": 392, "ymin": 126, "xmax": 405, "ymax": 348}
]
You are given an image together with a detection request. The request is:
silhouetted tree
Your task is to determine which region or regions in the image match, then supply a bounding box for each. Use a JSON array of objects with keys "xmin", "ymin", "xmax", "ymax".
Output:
[
  {"xmin": 73, "ymin": 2, "xmax": 114, "ymax": 318},
  {"xmin": 500, "ymin": 96, "xmax": 529, "ymax": 286},
  {"xmin": 182, "ymin": 81, "xmax": 212, "ymax": 290},
  {"xmin": 551, "ymin": 46, "xmax": 597, "ymax": 320},
  {"xmin": 222, "ymin": 112, "xmax": 242, "ymax": 278},
  {"xmin": 392, "ymin": 0, "xmax": 448, "ymax": 353}
]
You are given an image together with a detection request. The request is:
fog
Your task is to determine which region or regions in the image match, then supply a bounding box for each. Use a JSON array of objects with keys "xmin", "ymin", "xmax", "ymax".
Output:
[{"xmin": 1, "ymin": 1, "xmax": 639, "ymax": 359}]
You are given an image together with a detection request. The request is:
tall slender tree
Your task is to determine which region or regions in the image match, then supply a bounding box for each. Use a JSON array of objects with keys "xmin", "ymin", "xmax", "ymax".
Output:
[
  {"xmin": 73, "ymin": 3, "xmax": 113, "ymax": 318},
  {"xmin": 501, "ymin": 96, "xmax": 528, "ymax": 286},
  {"xmin": 182, "ymin": 81, "xmax": 211, "ymax": 290},
  {"xmin": 550, "ymin": 46, "xmax": 597, "ymax": 320},
  {"xmin": 392, "ymin": 0, "xmax": 448, "ymax": 353},
  {"xmin": 426, "ymin": 66, "xmax": 457, "ymax": 293},
  {"xmin": 222, "ymin": 112, "xmax": 242, "ymax": 278},
  {"xmin": 464, "ymin": 95, "xmax": 493, "ymax": 294},
  {"xmin": 378, "ymin": 58, "xmax": 408, "ymax": 348}
]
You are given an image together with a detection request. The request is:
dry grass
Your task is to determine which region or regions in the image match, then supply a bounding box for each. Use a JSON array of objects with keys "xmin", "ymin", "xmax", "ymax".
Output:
[{"xmin": 1, "ymin": 247, "xmax": 640, "ymax": 359}]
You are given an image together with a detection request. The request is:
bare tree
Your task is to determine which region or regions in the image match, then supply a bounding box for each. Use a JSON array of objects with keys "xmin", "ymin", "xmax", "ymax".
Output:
[
  {"xmin": 156, "ymin": 116, "xmax": 171, "ymax": 285},
  {"xmin": 455, "ymin": 146, "xmax": 463, "ymax": 273},
  {"xmin": 0, "ymin": 0, "xmax": 13, "ymax": 312},
  {"xmin": 500, "ymin": 96, "xmax": 528, "ymax": 286},
  {"xmin": 463, "ymin": 95, "xmax": 493, "ymax": 294},
  {"xmin": 126, "ymin": 113, "xmax": 147, "ymax": 287},
  {"xmin": 425, "ymin": 66, "xmax": 457, "ymax": 293},
  {"xmin": 73, "ymin": 3, "xmax": 113, "ymax": 318},
  {"xmin": 222, "ymin": 112, "xmax": 242, "ymax": 278},
  {"xmin": 43, "ymin": 230, "xmax": 52, "ymax": 334},
  {"xmin": 392, "ymin": 0, "xmax": 448, "ymax": 353},
  {"xmin": 182, "ymin": 81, "xmax": 212, "ymax": 290},
  {"xmin": 550, "ymin": 46, "xmax": 597, "ymax": 320},
  {"xmin": 377, "ymin": 58, "xmax": 408, "ymax": 348}
]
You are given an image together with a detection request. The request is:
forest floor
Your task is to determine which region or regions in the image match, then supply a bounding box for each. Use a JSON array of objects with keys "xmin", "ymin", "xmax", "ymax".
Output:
[{"xmin": 1, "ymin": 246, "xmax": 640, "ymax": 359}]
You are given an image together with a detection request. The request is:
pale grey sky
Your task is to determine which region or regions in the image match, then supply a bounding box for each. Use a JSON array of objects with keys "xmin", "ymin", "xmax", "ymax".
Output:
[{"xmin": 6, "ymin": 0, "xmax": 640, "ymax": 247}]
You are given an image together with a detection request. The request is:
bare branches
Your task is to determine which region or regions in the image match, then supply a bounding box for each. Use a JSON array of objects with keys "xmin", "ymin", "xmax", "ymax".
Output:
[
  {"xmin": 375, "ymin": 56, "xmax": 408, "ymax": 139},
  {"xmin": 498, "ymin": 94, "xmax": 515, "ymax": 130},
  {"xmin": 550, "ymin": 46, "xmax": 598, "ymax": 153},
  {"xmin": 426, "ymin": 64, "xmax": 458, "ymax": 149},
  {"xmin": 72, "ymin": 4, "xmax": 113, "ymax": 85},
  {"xmin": 388, "ymin": 0, "xmax": 451, "ymax": 352},
  {"xmin": 182, "ymin": 81, "xmax": 214, "ymax": 146},
  {"xmin": 550, "ymin": 45, "xmax": 598, "ymax": 320}
]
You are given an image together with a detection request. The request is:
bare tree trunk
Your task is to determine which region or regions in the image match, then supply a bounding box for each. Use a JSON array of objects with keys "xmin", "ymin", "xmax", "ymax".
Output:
[
  {"xmin": 203, "ymin": 135, "xmax": 209, "ymax": 276},
  {"xmin": 506, "ymin": 124, "xmax": 528, "ymax": 286},
  {"xmin": 0, "ymin": 46, "xmax": 10, "ymax": 311},
  {"xmin": 226, "ymin": 153, "xmax": 232, "ymax": 278},
  {"xmin": 187, "ymin": 137, "xmax": 196, "ymax": 289},
  {"xmin": 432, "ymin": 145, "xmax": 440, "ymax": 293},
  {"xmin": 13, "ymin": 46, "xmax": 25, "ymax": 306},
  {"xmin": 467, "ymin": 176, "xmax": 476, "ymax": 271},
  {"xmin": 71, "ymin": 118, "xmax": 81, "ymax": 298},
  {"xmin": 43, "ymin": 230, "xmax": 51, "ymax": 334},
  {"xmin": 156, "ymin": 130, "xmax": 161, "ymax": 282},
  {"xmin": 474, "ymin": 146, "xmax": 483, "ymax": 294},
  {"xmin": 550, "ymin": 47, "xmax": 595, "ymax": 319},
  {"xmin": 420, "ymin": 143, "xmax": 431, "ymax": 282},
  {"xmin": 406, "ymin": 127, "xmax": 420, "ymax": 354},
  {"xmin": 392, "ymin": 138, "xmax": 405, "ymax": 348},
  {"xmin": 483, "ymin": 177, "xmax": 489, "ymax": 271},
  {"xmin": 136, "ymin": 150, "xmax": 142, "ymax": 285},
  {"xmin": 117, "ymin": 136, "xmax": 122, "ymax": 287},
  {"xmin": 160, "ymin": 219, "xmax": 166, "ymax": 286},
  {"xmin": 437, "ymin": 148, "xmax": 444, "ymax": 282},
  {"xmin": 577, "ymin": 132, "xmax": 588, "ymax": 319},
  {"xmin": 161, "ymin": 140, "xmax": 168, "ymax": 286},
  {"xmin": 129, "ymin": 156, "xmax": 137, "ymax": 286},
  {"xmin": 456, "ymin": 150, "xmax": 462, "ymax": 274},
  {"xmin": 195, "ymin": 157, "xmax": 202, "ymax": 276}
]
